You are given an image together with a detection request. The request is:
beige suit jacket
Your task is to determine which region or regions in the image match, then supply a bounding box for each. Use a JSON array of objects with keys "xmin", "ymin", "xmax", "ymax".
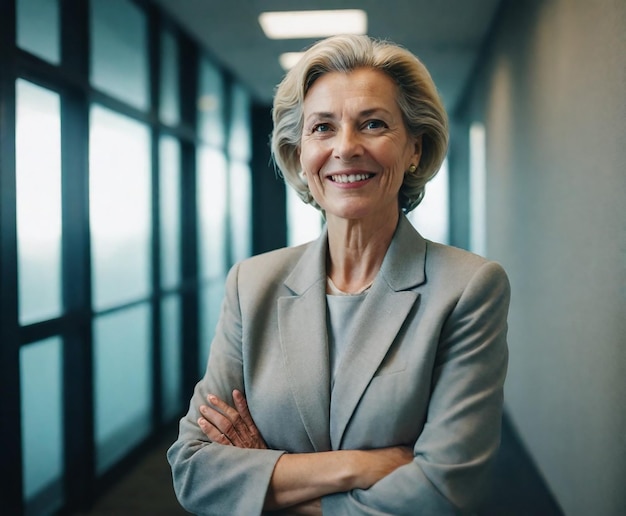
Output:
[{"xmin": 168, "ymin": 214, "xmax": 510, "ymax": 515}]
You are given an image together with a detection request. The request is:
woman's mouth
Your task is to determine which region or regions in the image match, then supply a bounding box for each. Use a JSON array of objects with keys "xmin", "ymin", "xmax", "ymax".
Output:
[{"xmin": 329, "ymin": 173, "xmax": 374, "ymax": 184}]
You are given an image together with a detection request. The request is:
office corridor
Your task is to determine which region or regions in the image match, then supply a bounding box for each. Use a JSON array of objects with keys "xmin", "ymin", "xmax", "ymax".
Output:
[
  {"xmin": 77, "ymin": 415, "xmax": 563, "ymax": 515},
  {"xmin": 2, "ymin": 1, "xmax": 623, "ymax": 514}
]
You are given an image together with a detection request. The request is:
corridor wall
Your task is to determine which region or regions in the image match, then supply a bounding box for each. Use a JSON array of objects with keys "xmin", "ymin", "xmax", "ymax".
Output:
[{"xmin": 457, "ymin": 1, "xmax": 625, "ymax": 514}]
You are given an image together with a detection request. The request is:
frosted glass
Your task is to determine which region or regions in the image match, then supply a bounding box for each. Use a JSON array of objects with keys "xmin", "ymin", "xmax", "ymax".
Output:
[
  {"xmin": 286, "ymin": 187, "xmax": 323, "ymax": 247},
  {"xmin": 469, "ymin": 123, "xmax": 487, "ymax": 256},
  {"xmin": 407, "ymin": 158, "xmax": 450, "ymax": 245},
  {"xmin": 199, "ymin": 282, "xmax": 225, "ymax": 379},
  {"xmin": 94, "ymin": 305, "xmax": 152, "ymax": 474},
  {"xmin": 160, "ymin": 30, "xmax": 180, "ymax": 126},
  {"xmin": 90, "ymin": 105, "xmax": 151, "ymax": 311},
  {"xmin": 197, "ymin": 58, "xmax": 225, "ymax": 148},
  {"xmin": 90, "ymin": 0, "xmax": 149, "ymax": 110},
  {"xmin": 17, "ymin": 0, "xmax": 60, "ymax": 64},
  {"xmin": 197, "ymin": 147, "xmax": 227, "ymax": 279},
  {"xmin": 161, "ymin": 295, "xmax": 182, "ymax": 421},
  {"xmin": 229, "ymin": 161, "xmax": 251, "ymax": 263},
  {"xmin": 159, "ymin": 136, "xmax": 181, "ymax": 290},
  {"xmin": 20, "ymin": 337, "xmax": 64, "ymax": 513},
  {"xmin": 228, "ymin": 84, "xmax": 251, "ymax": 161},
  {"xmin": 15, "ymin": 80, "xmax": 63, "ymax": 325}
]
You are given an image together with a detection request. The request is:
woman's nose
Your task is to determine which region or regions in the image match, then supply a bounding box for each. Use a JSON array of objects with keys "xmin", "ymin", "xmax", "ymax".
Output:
[{"xmin": 333, "ymin": 127, "xmax": 363, "ymax": 161}]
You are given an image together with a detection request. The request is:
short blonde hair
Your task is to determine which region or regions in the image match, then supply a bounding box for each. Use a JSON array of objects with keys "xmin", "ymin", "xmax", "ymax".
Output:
[{"xmin": 271, "ymin": 34, "xmax": 449, "ymax": 213}]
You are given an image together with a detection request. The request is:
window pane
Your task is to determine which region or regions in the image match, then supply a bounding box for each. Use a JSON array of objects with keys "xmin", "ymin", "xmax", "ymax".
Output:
[
  {"xmin": 162, "ymin": 294, "xmax": 182, "ymax": 421},
  {"xmin": 197, "ymin": 147, "xmax": 227, "ymax": 279},
  {"xmin": 90, "ymin": 105, "xmax": 151, "ymax": 311},
  {"xmin": 90, "ymin": 0, "xmax": 149, "ymax": 110},
  {"xmin": 17, "ymin": 0, "xmax": 60, "ymax": 64},
  {"xmin": 470, "ymin": 122, "xmax": 487, "ymax": 256},
  {"xmin": 94, "ymin": 304, "xmax": 152, "ymax": 474},
  {"xmin": 286, "ymin": 187, "xmax": 322, "ymax": 247},
  {"xmin": 20, "ymin": 337, "xmax": 64, "ymax": 514},
  {"xmin": 198, "ymin": 57, "xmax": 225, "ymax": 147},
  {"xmin": 160, "ymin": 29, "xmax": 180, "ymax": 125},
  {"xmin": 15, "ymin": 80, "xmax": 62, "ymax": 325},
  {"xmin": 407, "ymin": 159, "xmax": 450, "ymax": 245},
  {"xmin": 160, "ymin": 136, "xmax": 181, "ymax": 290},
  {"xmin": 199, "ymin": 281, "xmax": 224, "ymax": 379},
  {"xmin": 228, "ymin": 84, "xmax": 251, "ymax": 161},
  {"xmin": 229, "ymin": 161, "xmax": 251, "ymax": 262}
]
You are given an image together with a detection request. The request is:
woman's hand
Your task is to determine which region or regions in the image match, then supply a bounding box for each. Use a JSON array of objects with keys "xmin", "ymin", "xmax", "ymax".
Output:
[{"xmin": 198, "ymin": 389, "xmax": 267, "ymax": 449}]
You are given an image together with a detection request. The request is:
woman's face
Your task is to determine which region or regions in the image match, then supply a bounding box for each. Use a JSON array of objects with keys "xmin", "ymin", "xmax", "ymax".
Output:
[{"xmin": 299, "ymin": 68, "xmax": 421, "ymax": 223}]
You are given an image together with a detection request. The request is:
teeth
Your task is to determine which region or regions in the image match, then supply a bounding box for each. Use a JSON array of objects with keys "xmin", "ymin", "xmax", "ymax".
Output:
[{"xmin": 331, "ymin": 173, "xmax": 372, "ymax": 183}]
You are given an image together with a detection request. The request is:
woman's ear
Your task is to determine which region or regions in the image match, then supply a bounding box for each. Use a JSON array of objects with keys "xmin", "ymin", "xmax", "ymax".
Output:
[{"xmin": 413, "ymin": 134, "xmax": 423, "ymax": 165}]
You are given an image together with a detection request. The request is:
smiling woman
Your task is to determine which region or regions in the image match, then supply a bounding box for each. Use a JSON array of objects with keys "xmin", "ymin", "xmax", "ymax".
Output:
[{"xmin": 168, "ymin": 34, "xmax": 510, "ymax": 516}]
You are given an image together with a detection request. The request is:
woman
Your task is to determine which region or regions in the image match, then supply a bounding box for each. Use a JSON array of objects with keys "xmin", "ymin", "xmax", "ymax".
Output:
[{"xmin": 168, "ymin": 34, "xmax": 510, "ymax": 515}]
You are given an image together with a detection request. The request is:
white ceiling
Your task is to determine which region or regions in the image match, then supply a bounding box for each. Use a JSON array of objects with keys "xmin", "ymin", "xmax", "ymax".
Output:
[{"xmin": 152, "ymin": 0, "xmax": 503, "ymax": 111}]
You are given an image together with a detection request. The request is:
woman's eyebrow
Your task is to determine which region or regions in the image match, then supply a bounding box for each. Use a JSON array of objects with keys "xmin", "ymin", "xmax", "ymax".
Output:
[
  {"xmin": 305, "ymin": 107, "xmax": 393, "ymax": 122},
  {"xmin": 359, "ymin": 107, "xmax": 393, "ymax": 118},
  {"xmin": 304, "ymin": 111, "xmax": 335, "ymax": 121}
]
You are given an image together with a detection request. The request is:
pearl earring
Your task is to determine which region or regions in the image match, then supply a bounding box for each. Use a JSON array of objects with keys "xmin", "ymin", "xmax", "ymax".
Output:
[{"xmin": 408, "ymin": 164, "xmax": 417, "ymax": 173}]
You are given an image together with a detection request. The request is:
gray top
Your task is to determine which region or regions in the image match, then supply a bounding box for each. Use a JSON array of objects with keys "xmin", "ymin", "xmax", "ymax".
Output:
[{"xmin": 326, "ymin": 292, "xmax": 368, "ymax": 388}]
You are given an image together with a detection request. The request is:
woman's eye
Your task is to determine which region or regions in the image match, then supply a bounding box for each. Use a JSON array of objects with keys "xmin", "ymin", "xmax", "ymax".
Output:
[
  {"xmin": 365, "ymin": 119, "xmax": 386, "ymax": 130},
  {"xmin": 313, "ymin": 123, "xmax": 331, "ymax": 133}
]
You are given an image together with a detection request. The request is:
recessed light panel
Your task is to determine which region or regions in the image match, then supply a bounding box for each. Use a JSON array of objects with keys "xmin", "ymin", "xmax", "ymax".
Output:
[{"xmin": 259, "ymin": 10, "xmax": 367, "ymax": 39}]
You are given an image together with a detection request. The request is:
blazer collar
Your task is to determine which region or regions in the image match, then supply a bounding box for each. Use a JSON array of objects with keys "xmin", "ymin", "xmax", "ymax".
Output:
[
  {"xmin": 284, "ymin": 214, "xmax": 427, "ymax": 295},
  {"xmin": 378, "ymin": 213, "xmax": 427, "ymax": 291},
  {"xmin": 279, "ymin": 214, "xmax": 426, "ymax": 451},
  {"xmin": 283, "ymin": 226, "xmax": 329, "ymax": 296}
]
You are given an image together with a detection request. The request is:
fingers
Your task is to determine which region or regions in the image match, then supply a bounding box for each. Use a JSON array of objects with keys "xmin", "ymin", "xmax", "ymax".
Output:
[
  {"xmin": 232, "ymin": 390, "xmax": 266, "ymax": 447},
  {"xmin": 197, "ymin": 412, "xmax": 232, "ymax": 445},
  {"xmin": 199, "ymin": 396, "xmax": 246, "ymax": 446},
  {"xmin": 197, "ymin": 391, "xmax": 267, "ymax": 449},
  {"xmin": 199, "ymin": 392, "xmax": 259, "ymax": 447},
  {"xmin": 232, "ymin": 390, "xmax": 256, "ymax": 430}
]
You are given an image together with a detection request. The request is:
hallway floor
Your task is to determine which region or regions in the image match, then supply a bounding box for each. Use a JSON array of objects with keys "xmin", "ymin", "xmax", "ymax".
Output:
[{"xmin": 73, "ymin": 414, "xmax": 563, "ymax": 515}]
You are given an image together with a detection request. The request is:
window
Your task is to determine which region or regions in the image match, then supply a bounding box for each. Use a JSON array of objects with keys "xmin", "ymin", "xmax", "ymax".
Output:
[
  {"xmin": 20, "ymin": 337, "xmax": 64, "ymax": 514},
  {"xmin": 469, "ymin": 122, "xmax": 487, "ymax": 256},
  {"xmin": 160, "ymin": 29, "xmax": 180, "ymax": 125},
  {"xmin": 198, "ymin": 58, "xmax": 225, "ymax": 147},
  {"xmin": 160, "ymin": 135, "xmax": 182, "ymax": 290},
  {"xmin": 286, "ymin": 188, "xmax": 323, "ymax": 247},
  {"xmin": 89, "ymin": 106, "xmax": 152, "ymax": 311},
  {"xmin": 94, "ymin": 305, "xmax": 152, "ymax": 474},
  {"xmin": 17, "ymin": 0, "xmax": 60, "ymax": 64},
  {"xmin": 407, "ymin": 159, "xmax": 450, "ymax": 244},
  {"xmin": 2, "ymin": 3, "xmax": 256, "ymax": 511},
  {"xmin": 15, "ymin": 80, "xmax": 63, "ymax": 325},
  {"xmin": 90, "ymin": 0, "xmax": 149, "ymax": 110}
]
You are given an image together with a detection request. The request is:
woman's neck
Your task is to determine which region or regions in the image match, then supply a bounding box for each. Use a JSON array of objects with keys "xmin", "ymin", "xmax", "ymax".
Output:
[{"xmin": 325, "ymin": 210, "xmax": 399, "ymax": 294}]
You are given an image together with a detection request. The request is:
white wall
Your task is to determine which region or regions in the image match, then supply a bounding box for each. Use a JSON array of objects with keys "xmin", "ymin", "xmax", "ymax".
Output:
[{"xmin": 462, "ymin": 1, "xmax": 626, "ymax": 514}]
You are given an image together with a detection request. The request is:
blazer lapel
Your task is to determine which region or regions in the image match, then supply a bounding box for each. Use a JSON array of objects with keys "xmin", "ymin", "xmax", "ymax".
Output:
[
  {"xmin": 278, "ymin": 231, "xmax": 332, "ymax": 452},
  {"xmin": 330, "ymin": 215, "xmax": 427, "ymax": 448}
]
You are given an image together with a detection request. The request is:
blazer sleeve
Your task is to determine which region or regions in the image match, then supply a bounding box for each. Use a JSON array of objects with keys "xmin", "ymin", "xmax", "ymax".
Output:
[
  {"xmin": 322, "ymin": 261, "xmax": 510, "ymax": 515},
  {"xmin": 167, "ymin": 263, "xmax": 285, "ymax": 516}
]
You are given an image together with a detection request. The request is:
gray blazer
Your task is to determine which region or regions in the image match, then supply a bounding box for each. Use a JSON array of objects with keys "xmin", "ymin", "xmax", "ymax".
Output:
[{"xmin": 168, "ymin": 215, "xmax": 510, "ymax": 515}]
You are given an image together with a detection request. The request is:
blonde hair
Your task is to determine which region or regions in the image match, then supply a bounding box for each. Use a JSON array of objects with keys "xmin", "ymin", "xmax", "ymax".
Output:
[{"xmin": 271, "ymin": 34, "xmax": 449, "ymax": 213}]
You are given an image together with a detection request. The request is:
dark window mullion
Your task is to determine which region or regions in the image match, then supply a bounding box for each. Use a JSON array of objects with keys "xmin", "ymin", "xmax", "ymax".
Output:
[
  {"xmin": 178, "ymin": 34, "xmax": 200, "ymax": 400},
  {"xmin": 0, "ymin": 2, "xmax": 24, "ymax": 513},
  {"xmin": 148, "ymin": 2, "xmax": 163, "ymax": 430},
  {"xmin": 60, "ymin": 0, "xmax": 95, "ymax": 512}
]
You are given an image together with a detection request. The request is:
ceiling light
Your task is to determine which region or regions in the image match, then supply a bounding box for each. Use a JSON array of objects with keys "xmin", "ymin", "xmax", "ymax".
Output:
[
  {"xmin": 259, "ymin": 10, "xmax": 367, "ymax": 39},
  {"xmin": 279, "ymin": 52, "xmax": 305, "ymax": 70}
]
